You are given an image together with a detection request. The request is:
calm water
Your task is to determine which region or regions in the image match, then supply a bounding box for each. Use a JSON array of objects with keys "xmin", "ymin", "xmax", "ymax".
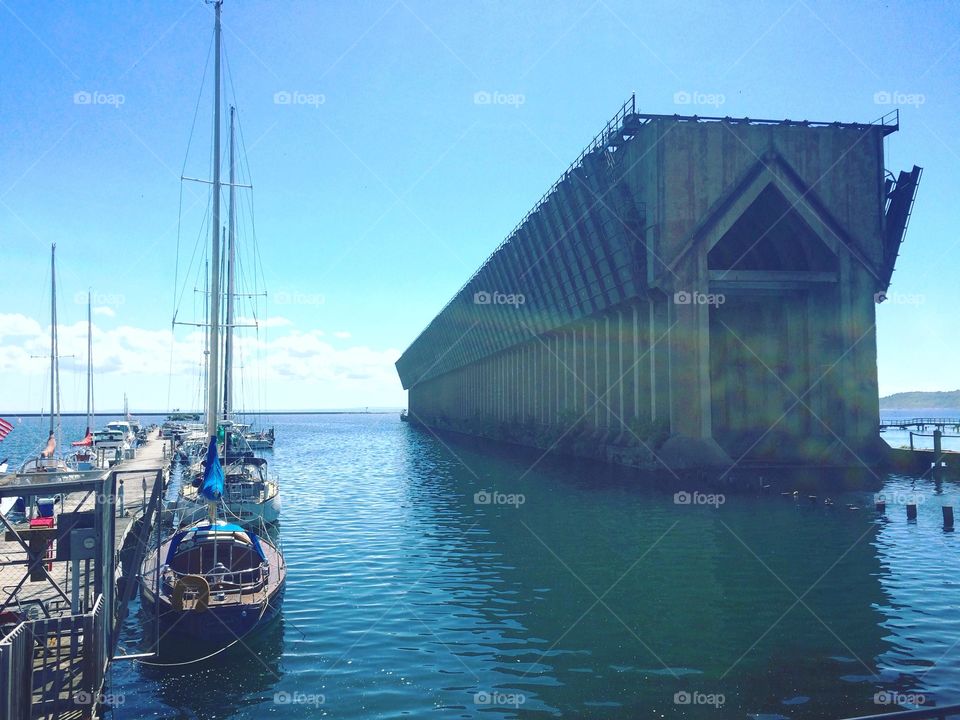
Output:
[{"xmin": 4, "ymin": 413, "xmax": 960, "ymax": 718}]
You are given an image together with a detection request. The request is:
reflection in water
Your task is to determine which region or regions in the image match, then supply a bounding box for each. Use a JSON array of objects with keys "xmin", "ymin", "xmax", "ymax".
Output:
[{"xmin": 96, "ymin": 414, "xmax": 960, "ymax": 718}]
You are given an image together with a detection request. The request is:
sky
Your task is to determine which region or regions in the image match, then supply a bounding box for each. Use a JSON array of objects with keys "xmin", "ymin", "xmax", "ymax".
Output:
[{"xmin": 0, "ymin": 0, "xmax": 958, "ymax": 412}]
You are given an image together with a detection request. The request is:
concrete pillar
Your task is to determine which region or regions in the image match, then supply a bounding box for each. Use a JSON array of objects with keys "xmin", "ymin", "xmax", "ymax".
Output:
[
  {"xmin": 650, "ymin": 296, "xmax": 669, "ymax": 423},
  {"xmin": 617, "ymin": 309, "xmax": 625, "ymax": 433},
  {"xmin": 603, "ymin": 315, "xmax": 612, "ymax": 429},
  {"xmin": 582, "ymin": 325, "xmax": 589, "ymax": 420},
  {"xmin": 592, "ymin": 319, "xmax": 600, "ymax": 428}
]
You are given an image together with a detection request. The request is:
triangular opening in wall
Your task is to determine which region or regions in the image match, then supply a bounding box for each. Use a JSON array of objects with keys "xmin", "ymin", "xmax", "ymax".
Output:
[{"xmin": 707, "ymin": 184, "xmax": 837, "ymax": 272}]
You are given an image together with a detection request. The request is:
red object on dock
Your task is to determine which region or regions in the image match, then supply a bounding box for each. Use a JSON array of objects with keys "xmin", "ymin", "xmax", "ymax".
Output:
[{"xmin": 29, "ymin": 517, "xmax": 55, "ymax": 529}]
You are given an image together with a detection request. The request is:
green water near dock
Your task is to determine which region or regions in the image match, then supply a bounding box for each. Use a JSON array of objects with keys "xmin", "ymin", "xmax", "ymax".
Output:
[{"xmin": 8, "ymin": 413, "xmax": 956, "ymax": 718}]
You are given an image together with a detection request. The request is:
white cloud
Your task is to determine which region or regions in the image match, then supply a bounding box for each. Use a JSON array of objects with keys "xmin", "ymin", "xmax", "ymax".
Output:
[
  {"xmin": 333, "ymin": 330, "xmax": 351, "ymax": 339},
  {"xmin": 0, "ymin": 313, "xmax": 43, "ymax": 340},
  {"xmin": 0, "ymin": 315, "xmax": 404, "ymax": 410},
  {"xmin": 92, "ymin": 306, "xmax": 116, "ymax": 317}
]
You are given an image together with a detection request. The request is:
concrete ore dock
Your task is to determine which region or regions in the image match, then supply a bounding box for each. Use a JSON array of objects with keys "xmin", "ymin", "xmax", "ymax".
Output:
[{"xmin": 395, "ymin": 97, "xmax": 921, "ymax": 471}]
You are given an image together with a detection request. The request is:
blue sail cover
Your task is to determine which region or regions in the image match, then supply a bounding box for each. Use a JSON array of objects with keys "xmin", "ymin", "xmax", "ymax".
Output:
[
  {"xmin": 200, "ymin": 436, "xmax": 224, "ymax": 501},
  {"xmin": 164, "ymin": 522, "xmax": 266, "ymax": 565}
]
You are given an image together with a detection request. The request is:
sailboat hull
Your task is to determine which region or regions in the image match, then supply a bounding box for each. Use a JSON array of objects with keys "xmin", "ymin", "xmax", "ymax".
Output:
[
  {"xmin": 177, "ymin": 485, "xmax": 281, "ymax": 525},
  {"xmin": 139, "ymin": 522, "xmax": 286, "ymax": 645},
  {"xmin": 140, "ymin": 580, "xmax": 285, "ymax": 644}
]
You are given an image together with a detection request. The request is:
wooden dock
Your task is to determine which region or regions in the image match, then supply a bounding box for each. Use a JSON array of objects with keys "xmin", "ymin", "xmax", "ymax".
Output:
[
  {"xmin": 0, "ymin": 431, "xmax": 170, "ymax": 720},
  {"xmin": 0, "ymin": 431, "xmax": 169, "ymax": 614}
]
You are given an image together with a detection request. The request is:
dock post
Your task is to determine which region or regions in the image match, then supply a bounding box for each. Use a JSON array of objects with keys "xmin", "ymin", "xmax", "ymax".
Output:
[
  {"xmin": 118, "ymin": 479, "xmax": 125, "ymax": 517},
  {"xmin": 142, "ymin": 476, "xmax": 147, "ymax": 513},
  {"xmin": 944, "ymin": 506, "xmax": 954, "ymax": 530},
  {"xmin": 934, "ymin": 429, "xmax": 943, "ymax": 466},
  {"xmin": 909, "ymin": 431, "xmax": 914, "ymax": 451},
  {"xmin": 906, "ymin": 503, "xmax": 917, "ymax": 520}
]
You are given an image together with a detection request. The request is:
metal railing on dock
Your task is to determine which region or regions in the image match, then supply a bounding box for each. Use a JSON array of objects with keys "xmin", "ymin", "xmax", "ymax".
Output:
[
  {"xmin": 0, "ymin": 595, "xmax": 105, "ymax": 720},
  {"xmin": 0, "ymin": 432, "xmax": 168, "ymax": 719}
]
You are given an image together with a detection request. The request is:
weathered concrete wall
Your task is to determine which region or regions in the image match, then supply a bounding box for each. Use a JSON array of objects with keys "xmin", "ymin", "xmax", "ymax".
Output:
[{"xmin": 399, "ymin": 107, "xmax": 907, "ymax": 469}]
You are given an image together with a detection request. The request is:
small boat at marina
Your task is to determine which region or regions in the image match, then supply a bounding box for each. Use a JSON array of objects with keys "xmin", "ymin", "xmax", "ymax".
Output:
[
  {"xmin": 243, "ymin": 426, "xmax": 275, "ymax": 450},
  {"xmin": 177, "ymin": 424, "xmax": 281, "ymax": 524}
]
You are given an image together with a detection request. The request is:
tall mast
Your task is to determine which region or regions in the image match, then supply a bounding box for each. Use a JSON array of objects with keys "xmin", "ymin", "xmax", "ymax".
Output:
[
  {"xmin": 203, "ymin": 258, "xmax": 209, "ymax": 414},
  {"xmin": 223, "ymin": 105, "xmax": 236, "ymax": 421},
  {"xmin": 206, "ymin": 0, "xmax": 223, "ymax": 440},
  {"xmin": 86, "ymin": 291, "xmax": 93, "ymax": 434},
  {"xmin": 49, "ymin": 243, "xmax": 56, "ymax": 436}
]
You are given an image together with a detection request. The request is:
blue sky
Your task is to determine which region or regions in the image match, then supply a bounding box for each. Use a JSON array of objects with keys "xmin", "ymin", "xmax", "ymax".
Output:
[{"xmin": 1, "ymin": 0, "xmax": 958, "ymax": 412}]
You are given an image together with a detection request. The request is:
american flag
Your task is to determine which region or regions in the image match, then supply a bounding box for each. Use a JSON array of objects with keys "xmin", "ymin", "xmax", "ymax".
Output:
[{"xmin": 0, "ymin": 418, "xmax": 12, "ymax": 441}]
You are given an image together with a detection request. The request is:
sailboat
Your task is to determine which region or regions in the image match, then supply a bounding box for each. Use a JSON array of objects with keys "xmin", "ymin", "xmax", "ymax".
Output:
[
  {"xmin": 141, "ymin": 0, "xmax": 284, "ymax": 644},
  {"xmin": 176, "ymin": 102, "xmax": 280, "ymax": 525},
  {"xmin": 19, "ymin": 244, "xmax": 72, "ymax": 475},
  {"xmin": 71, "ymin": 292, "xmax": 103, "ymax": 470}
]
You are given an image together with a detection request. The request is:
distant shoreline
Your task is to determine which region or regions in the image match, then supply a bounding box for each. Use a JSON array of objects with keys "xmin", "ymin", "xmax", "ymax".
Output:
[{"xmin": 880, "ymin": 390, "xmax": 960, "ymax": 411}]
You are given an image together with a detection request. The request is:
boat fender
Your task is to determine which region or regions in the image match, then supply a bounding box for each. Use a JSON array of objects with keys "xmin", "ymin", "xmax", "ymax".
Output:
[
  {"xmin": 233, "ymin": 532, "xmax": 251, "ymax": 545},
  {"xmin": 172, "ymin": 574, "xmax": 210, "ymax": 612}
]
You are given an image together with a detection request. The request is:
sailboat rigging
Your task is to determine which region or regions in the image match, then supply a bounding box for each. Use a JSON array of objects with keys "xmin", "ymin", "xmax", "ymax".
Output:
[{"xmin": 143, "ymin": 0, "xmax": 284, "ymax": 645}]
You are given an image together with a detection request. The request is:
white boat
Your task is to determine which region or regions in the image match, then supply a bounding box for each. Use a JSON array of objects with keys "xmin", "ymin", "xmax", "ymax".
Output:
[
  {"xmin": 105, "ymin": 420, "xmax": 136, "ymax": 446},
  {"xmin": 177, "ymin": 424, "xmax": 281, "ymax": 524}
]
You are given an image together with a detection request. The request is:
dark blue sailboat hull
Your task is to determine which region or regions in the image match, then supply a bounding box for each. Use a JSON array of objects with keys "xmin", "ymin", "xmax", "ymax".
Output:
[{"xmin": 141, "ymin": 581, "xmax": 285, "ymax": 646}]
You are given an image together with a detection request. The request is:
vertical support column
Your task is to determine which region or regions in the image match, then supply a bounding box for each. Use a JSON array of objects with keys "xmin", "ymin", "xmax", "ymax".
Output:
[
  {"xmin": 632, "ymin": 302, "xmax": 641, "ymax": 426},
  {"xmin": 650, "ymin": 295, "xmax": 669, "ymax": 424},
  {"xmin": 603, "ymin": 315, "xmax": 612, "ymax": 430},
  {"xmin": 551, "ymin": 333, "xmax": 563, "ymax": 426},
  {"xmin": 617, "ymin": 309, "xmax": 625, "ymax": 434},
  {"xmin": 593, "ymin": 319, "xmax": 601, "ymax": 428},
  {"xmin": 581, "ymin": 325, "xmax": 589, "ymax": 419}
]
